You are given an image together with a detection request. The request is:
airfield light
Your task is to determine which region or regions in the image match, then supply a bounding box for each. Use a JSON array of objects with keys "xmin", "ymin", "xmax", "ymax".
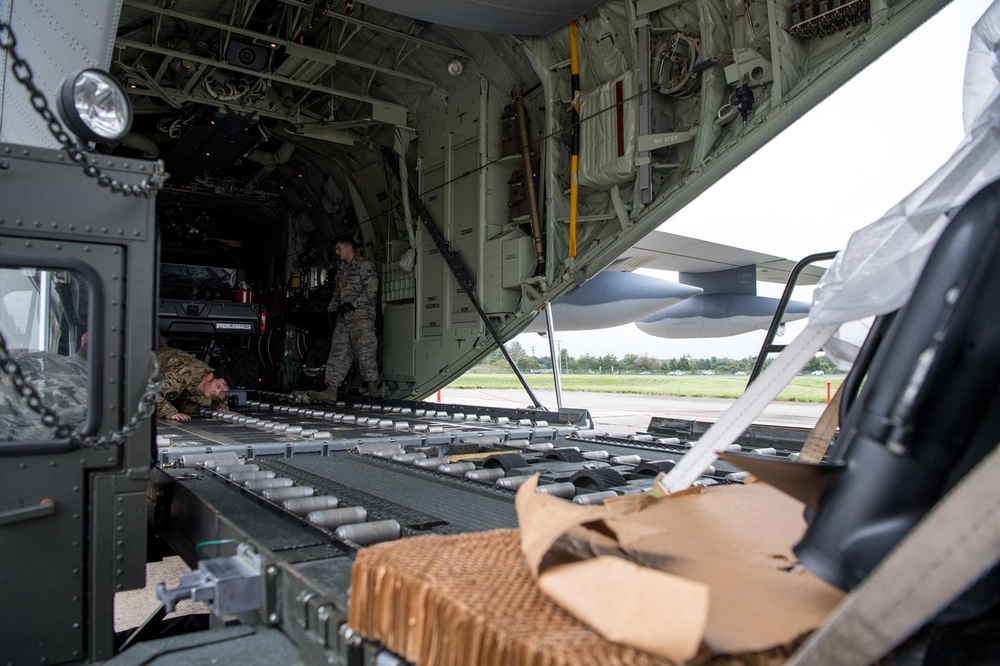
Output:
[{"xmin": 58, "ymin": 69, "xmax": 133, "ymax": 143}]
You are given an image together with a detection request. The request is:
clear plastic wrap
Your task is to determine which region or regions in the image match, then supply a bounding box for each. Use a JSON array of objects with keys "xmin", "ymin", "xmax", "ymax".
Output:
[{"xmin": 815, "ymin": 2, "xmax": 1000, "ymax": 365}]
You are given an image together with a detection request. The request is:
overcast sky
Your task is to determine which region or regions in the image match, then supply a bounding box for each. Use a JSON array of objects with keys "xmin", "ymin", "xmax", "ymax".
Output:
[{"xmin": 512, "ymin": 0, "xmax": 995, "ymax": 361}]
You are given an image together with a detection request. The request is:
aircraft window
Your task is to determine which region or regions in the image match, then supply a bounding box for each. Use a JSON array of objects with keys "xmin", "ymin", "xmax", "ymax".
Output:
[{"xmin": 0, "ymin": 267, "xmax": 91, "ymax": 442}]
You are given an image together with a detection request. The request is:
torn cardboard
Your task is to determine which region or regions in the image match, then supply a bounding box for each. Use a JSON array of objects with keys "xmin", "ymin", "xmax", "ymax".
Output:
[
  {"xmin": 349, "ymin": 528, "xmax": 685, "ymax": 666},
  {"xmin": 515, "ymin": 474, "xmax": 845, "ymax": 661}
]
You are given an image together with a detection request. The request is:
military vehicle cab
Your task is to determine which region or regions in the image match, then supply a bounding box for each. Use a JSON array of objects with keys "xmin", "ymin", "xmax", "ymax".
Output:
[{"xmin": 0, "ymin": 70, "xmax": 159, "ymax": 661}]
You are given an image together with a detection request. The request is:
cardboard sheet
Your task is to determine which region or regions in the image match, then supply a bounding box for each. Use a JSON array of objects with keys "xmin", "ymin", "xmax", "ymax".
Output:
[{"xmin": 516, "ymin": 475, "xmax": 844, "ymax": 661}]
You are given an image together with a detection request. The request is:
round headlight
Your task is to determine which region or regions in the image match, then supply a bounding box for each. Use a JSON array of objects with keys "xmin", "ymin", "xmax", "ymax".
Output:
[{"xmin": 57, "ymin": 69, "xmax": 133, "ymax": 143}]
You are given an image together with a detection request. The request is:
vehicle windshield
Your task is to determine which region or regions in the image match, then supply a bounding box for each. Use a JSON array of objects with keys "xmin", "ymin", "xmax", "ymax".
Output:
[{"xmin": 0, "ymin": 267, "xmax": 91, "ymax": 441}]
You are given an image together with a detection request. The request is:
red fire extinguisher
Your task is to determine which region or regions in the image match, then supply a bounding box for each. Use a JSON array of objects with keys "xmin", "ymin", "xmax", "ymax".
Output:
[{"xmin": 235, "ymin": 281, "xmax": 254, "ymax": 303}]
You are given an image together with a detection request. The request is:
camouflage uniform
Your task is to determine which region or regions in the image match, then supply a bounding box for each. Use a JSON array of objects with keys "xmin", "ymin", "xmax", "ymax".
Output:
[
  {"xmin": 0, "ymin": 350, "xmax": 89, "ymax": 441},
  {"xmin": 156, "ymin": 347, "xmax": 227, "ymax": 418},
  {"xmin": 325, "ymin": 254, "xmax": 379, "ymax": 387}
]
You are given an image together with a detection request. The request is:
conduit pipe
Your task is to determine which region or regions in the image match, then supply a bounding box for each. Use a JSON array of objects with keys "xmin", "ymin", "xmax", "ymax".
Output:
[
  {"xmin": 514, "ymin": 91, "xmax": 545, "ymax": 274},
  {"xmin": 120, "ymin": 132, "xmax": 160, "ymax": 158},
  {"xmin": 245, "ymin": 141, "xmax": 296, "ymax": 184}
]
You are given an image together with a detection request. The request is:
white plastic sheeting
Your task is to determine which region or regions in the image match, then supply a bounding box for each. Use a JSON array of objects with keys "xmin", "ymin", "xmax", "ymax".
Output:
[
  {"xmin": 813, "ymin": 0, "xmax": 1000, "ymax": 361},
  {"xmin": 577, "ymin": 70, "xmax": 638, "ymax": 190},
  {"xmin": 661, "ymin": 0, "xmax": 1000, "ymax": 492},
  {"xmin": 963, "ymin": 1, "xmax": 1000, "ymax": 133}
]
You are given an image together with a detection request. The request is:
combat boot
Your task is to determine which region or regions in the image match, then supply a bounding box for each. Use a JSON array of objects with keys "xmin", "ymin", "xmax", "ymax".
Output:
[
  {"xmin": 309, "ymin": 388, "xmax": 338, "ymax": 404},
  {"xmin": 367, "ymin": 380, "xmax": 380, "ymax": 397}
]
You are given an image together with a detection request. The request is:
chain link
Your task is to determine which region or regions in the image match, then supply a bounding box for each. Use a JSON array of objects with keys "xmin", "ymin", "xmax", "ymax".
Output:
[
  {"xmin": 0, "ymin": 22, "xmax": 166, "ymax": 197},
  {"xmin": 0, "ymin": 327, "xmax": 164, "ymax": 449}
]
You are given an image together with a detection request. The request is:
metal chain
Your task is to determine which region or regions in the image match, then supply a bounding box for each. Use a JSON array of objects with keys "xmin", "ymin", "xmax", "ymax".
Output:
[
  {"xmin": 0, "ymin": 328, "xmax": 164, "ymax": 450},
  {"xmin": 0, "ymin": 22, "xmax": 166, "ymax": 197}
]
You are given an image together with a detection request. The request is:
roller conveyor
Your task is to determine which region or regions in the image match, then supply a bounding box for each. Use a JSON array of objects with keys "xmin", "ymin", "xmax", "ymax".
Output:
[
  {"xmin": 260, "ymin": 456, "xmax": 518, "ymax": 533},
  {"xmin": 154, "ymin": 395, "xmax": 810, "ymax": 534},
  {"xmin": 149, "ymin": 394, "xmax": 817, "ymax": 661},
  {"xmin": 156, "ymin": 396, "xmax": 799, "ymax": 514}
]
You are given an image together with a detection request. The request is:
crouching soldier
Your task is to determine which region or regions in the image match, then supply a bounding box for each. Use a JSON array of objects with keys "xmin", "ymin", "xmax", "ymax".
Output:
[{"xmin": 156, "ymin": 346, "xmax": 232, "ymax": 421}]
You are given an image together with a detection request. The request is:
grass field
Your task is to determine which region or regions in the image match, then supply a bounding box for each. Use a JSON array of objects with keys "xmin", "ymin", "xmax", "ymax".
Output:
[{"xmin": 447, "ymin": 373, "xmax": 843, "ymax": 403}]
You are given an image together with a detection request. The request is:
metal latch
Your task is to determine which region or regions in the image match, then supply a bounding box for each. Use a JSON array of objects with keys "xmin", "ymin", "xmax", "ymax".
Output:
[{"xmin": 156, "ymin": 542, "xmax": 266, "ymax": 617}]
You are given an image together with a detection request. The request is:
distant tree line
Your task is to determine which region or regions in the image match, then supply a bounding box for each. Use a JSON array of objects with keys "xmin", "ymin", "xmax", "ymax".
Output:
[{"xmin": 470, "ymin": 341, "xmax": 844, "ymax": 375}]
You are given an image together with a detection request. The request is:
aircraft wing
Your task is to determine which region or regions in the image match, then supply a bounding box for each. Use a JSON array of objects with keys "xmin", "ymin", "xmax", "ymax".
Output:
[{"xmin": 609, "ymin": 230, "xmax": 828, "ymax": 286}]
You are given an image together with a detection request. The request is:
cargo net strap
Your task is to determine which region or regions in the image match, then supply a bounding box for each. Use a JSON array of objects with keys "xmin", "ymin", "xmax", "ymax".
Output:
[{"xmin": 348, "ymin": 529, "xmax": 799, "ymax": 666}]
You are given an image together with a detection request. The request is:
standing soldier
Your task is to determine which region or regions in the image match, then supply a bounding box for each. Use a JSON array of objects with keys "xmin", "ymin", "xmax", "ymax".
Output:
[
  {"xmin": 312, "ymin": 234, "xmax": 380, "ymax": 403},
  {"xmin": 156, "ymin": 345, "xmax": 232, "ymax": 421}
]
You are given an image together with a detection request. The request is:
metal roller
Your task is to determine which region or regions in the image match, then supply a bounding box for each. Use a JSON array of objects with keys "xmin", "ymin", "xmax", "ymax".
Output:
[
  {"xmin": 573, "ymin": 491, "xmax": 618, "ymax": 505},
  {"xmin": 750, "ymin": 447, "xmax": 778, "ymax": 456},
  {"xmin": 413, "ymin": 456, "xmax": 450, "ymax": 469},
  {"xmin": 610, "ymin": 455, "xmax": 641, "ymax": 465},
  {"xmin": 437, "ymin": 462, "xmax": 476, "ymax": 476},
  {"xmin": 229, "ymin": 470, "xmax": 276, "ymax": 482},
  {"xmin": 307, "ymin": 506, "xmax": 368, "ymax": 528},
  {"xmin": 282, "ymin": 496, "xmax": 340, "ymax": 515},
  {"xmin": 535, "ymin": 482, "xmax": 577, "ymax": 499},
  {"xmin": 582, "ymin": 450, "xmax": 610, "ymax": 460},
  {"xmin": 465, "ymin": 468, "xmax": 505, "ymax": 483},
  {"xmin": 527, "ymin": 442, "xmax": 553, "ymax": 452},
  {"xmin": 204, "ymin": 458, "xmax": 242, "ymax": 469},
  {"xmin": 391, "ymin": 452, "xmax": 427, "ymax": 463},
  {"xmin": 214, "ymin": 464, "xmax": 259, "ymax": 475},
  {"xmin": 335, "ymin": 519, "xmax": 401, "ymax": 545},
  {"xmin": 261, "ymin": 485, "xmax": 315, "ymax": 501},
  {"xmin": 655, "ymin": 437, "xmax": 682, "ymax": 446},
  {"xmin": 244, "ymin": 477, "xmax": 294, "ymax": 491},
  {"xmin": 725, "ymin": 471, "xmax": 752, "ymax": 483},
  {"xmin": 495, "ymin": 475, "xmax": 531, "ymax": 490}
]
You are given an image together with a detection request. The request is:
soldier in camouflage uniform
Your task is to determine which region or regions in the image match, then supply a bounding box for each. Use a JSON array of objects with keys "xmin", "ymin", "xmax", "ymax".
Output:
[
  {"xmin": 312, "ymin": 234, "xmax": 379, "ymax": 403},
  {"xmin": 0, "ymin": 350, "xmax": 89, "ymax": 442},
  {"xmin": 156, "ymin": 346, "xmax": 231, "ymax": 421}
]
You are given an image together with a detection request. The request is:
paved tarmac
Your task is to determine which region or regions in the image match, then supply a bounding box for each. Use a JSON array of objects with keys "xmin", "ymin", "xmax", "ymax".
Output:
[{"xmin": 432, "ymin": 388, "xmax": 826, "ymax": 436}]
